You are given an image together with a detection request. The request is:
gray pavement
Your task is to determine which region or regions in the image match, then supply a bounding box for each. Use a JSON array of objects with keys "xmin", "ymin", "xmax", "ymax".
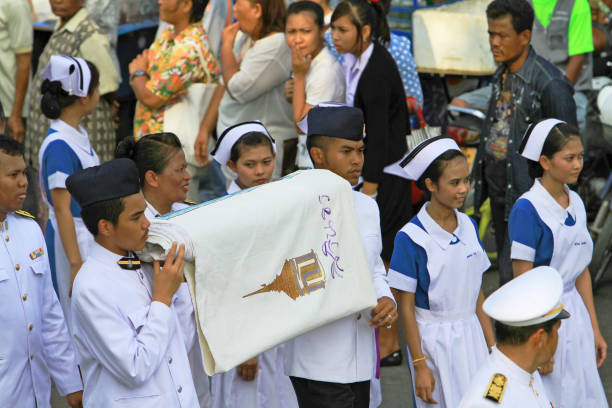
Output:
[{"xmin": 52, "ymin": 268, "xmax": 612, "ymax": 407}]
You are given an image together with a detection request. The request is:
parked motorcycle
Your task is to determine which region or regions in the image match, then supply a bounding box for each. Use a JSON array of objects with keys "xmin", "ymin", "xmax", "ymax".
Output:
[{"xmin": 590, "ymin": 171, "xmax": 612, "ymax": 289}]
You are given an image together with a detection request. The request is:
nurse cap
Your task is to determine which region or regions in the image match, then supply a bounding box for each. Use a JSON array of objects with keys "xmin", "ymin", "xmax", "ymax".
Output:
[
  {"xmin": 212, "ymin": 121, "xmax": 276, "ymax": 166},
  {"xmin": 66, "ymin": 159, "xmax": 141, "ymax": 208},
  {"xmin": 519, "ymin": 119, "xmax": 565, "ymax": 161},
  {"xmin": 484, "ymin": 266, "xmax": 570, "ymax": 327},
  {"xmin": 297, "ymin": 102, "xmax": 364, "ymax": 141},
  {"xmin": 399, "ymin": 136, "xmax": 461, "ymax": 180},
  {"xmin": 41, "ymin": 55, "xmax": 92, "ymax": 98}
]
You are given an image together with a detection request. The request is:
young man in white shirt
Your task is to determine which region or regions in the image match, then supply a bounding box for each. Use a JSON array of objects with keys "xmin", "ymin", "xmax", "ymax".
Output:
[
  {"xmin": 66, "ymin": 158, "xmax": 200, "ymax": 407},
  {"xmin": 0, "ymin": 135, "xmax": 83, "ymax": 408},
  {"xmin": 284, "ymin": 103, "xmax": 397, "ymax": 407}
]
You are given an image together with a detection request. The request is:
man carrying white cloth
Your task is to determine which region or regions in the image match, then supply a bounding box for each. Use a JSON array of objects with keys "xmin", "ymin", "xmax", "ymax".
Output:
[
  {"xmin": 67, "ymin": 158, "xmax": 200, "ymax": 407},
  {"xmin": 285, "ymin": 104, "xmax": 397, "ymax": 407}
]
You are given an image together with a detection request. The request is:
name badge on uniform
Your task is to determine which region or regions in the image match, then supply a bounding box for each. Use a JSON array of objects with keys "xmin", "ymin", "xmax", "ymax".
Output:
[{"xmin": 29, "ymin": 248, "xmax": 44, "ymax": 260}]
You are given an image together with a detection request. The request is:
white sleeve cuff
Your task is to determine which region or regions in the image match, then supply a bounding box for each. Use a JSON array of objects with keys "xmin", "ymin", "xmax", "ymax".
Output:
[
  {"xmin": 48, "ymin": 171, "xmax": 69, "ymax": 190},
  {"xmin": 388, "ymin": 269, "xmax": 417, "ymax": 293},
  {"xmin": 510, "ymin": 241, "xmax": 536, "ymax": 261}
]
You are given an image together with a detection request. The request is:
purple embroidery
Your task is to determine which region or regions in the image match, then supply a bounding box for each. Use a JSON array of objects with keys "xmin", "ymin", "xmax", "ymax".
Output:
[{"xmin": 319, "ymin": 195, "xmax": 344, "ymax": 278}]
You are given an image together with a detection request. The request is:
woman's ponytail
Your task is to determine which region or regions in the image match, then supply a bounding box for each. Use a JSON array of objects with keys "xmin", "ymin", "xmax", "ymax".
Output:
[
  {"xmin": 40, "ymin": 80, "xmax": 64, "ymax": 119},
  {"xmin": 368, "ymin": 0, "xmax": 390, "ymax": 46}
]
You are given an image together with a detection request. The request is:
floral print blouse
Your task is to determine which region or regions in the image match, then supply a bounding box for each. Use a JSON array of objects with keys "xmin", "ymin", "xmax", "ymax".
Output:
[{"xmin": 133, "ymin": 23, "xmax": 220, "ymax": 138}]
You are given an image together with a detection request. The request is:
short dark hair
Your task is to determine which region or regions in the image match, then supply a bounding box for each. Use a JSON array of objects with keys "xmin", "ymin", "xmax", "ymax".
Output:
[
  {"xmin": 520, "ymin": 122, "xmax": 581, "ymax": 179},
  {"xmin": 416, "ymin": 148, "xmax": 466, "ymax": 190},
  {"xmin": 287, "ymin": 1, "xmax": 325, "ymax": 29},
  {"xmin": 115, "ymin": 133, "xmax": 183, "ymax": 188},
  {"xmin": 331, "ymin": 0, "xmax": 391, "ymax": 47},
  {"xmin": 305, "ymin": 134, "xmax": 330, "ymax": 157},
  {"xmin": 80, "ymin": 198, "xmax": 124, "ymax": 235},
  {"xmin": 251, "ymin": 0, "xmax": 286, "ymax": 37},
  {"xmin": 40, "ymin": 60, "xmax": 101, "ymax": 120},
  {"xmin": 229, "ymin": 132, "xmax": 275, "ymax": 162},
  {"xmin": 191, "ymin": 0, "xmax": 208, "ymax": 22},
  {"xmin": 494, "ymin": 319, "xmax": 557, "ymax": 345},
  {"xmin": 486, "ymin": 0, "xmax": 534, "ymax": 34},
  {"xmin": 0, "ymin": 135, "xmax": 25, "ymax": 157}
]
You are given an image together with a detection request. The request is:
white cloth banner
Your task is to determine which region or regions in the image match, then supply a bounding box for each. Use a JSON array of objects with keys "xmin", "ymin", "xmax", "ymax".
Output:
[{"xmin": 138, "ymin": 170, "xmax": 377, "ymax": 375}]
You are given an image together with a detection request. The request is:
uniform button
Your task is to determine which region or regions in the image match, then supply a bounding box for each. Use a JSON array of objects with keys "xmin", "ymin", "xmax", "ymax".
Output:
[
  {"xmin": 168, "ymin": 357, "xmax": 173, "ymax": 364},
  {"xmin": 139, "ymin": 272, "xmax": 144, "ymax": 279},
  {"xmin": 22, "ymin": 294, "xmax": 27, "ymax": 301},
  {"xmin": 4, "ymin": 235, "xmax": 8, "ymax": 242},
  {"xmin": 507, "ymin": 184, "xmax": 512, "ymax": 188},
  {"xmin": 357, "ymin": 313, "xmax": 361, "ymax": 320},
  {"xmin": 28, "ymin": 323, "xmax": 33, "ymax": 331},
  {"xmin": 15, "ymin": 264, "xmax": 20, "ymax": 271},
  {"xmin": 507, "ymin": 163, "xmax": 512, "ymax": 167},
  {"xmin": 29, "ymin": 353, "xmax": 34, "ymax": 360},
  {"xmin": 178, "ymin": 386, "xmax": 182, "ymax": 393}
]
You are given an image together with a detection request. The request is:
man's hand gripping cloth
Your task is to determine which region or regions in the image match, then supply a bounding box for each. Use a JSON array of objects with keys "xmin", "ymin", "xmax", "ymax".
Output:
[{"xmin": 138, "ymin": 170, "xmax": 377, "ymax": 375}]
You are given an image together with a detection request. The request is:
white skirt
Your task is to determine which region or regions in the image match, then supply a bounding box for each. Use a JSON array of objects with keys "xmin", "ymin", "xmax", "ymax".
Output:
[
  {"xmin": 211, "ymin": 344, "xmax": 298, "ymax": 408},
  {"xmin": 50, "ymin": 215, "xmax": 93, "ymax": 332},
  {"xmin": 541, "ymin": 286, "xmax": 608, "ymax": 408},
  {"xmin": 409, "ymin": 309, "xmax": 489, "ymax": 408}
]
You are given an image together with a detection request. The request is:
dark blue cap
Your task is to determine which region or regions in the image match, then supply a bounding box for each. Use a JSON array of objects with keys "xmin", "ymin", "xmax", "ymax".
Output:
[
  {"xmin": 66, "ymin": 158, "xmax": 140, "ymax": 208},
  {"xmin": 300, "ymin": 103, "xmax": 365, "ymax": 141}
]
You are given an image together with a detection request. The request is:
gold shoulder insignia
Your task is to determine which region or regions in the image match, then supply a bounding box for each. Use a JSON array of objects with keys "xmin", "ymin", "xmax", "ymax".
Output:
[
  {"xmin": 484, "ymin": 373, "xmax": 507, "ymax": 403},
  {"xmin": 184, "ymin": 200, "xmax": 198, "ymax": 205},
  {"xmin": 15, "ymin": 210, "xmax": 35, "ymax": 219}
]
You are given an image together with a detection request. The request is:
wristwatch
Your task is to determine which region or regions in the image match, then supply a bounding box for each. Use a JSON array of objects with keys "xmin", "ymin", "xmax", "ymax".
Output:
[{"xmin": 130, "ymin": 70, "xmax": 149, "ymax": 81}]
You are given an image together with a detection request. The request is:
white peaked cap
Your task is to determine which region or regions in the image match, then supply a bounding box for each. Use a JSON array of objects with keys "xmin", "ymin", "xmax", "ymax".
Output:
[
  {"xmin": 520, "ymin": 119, "xmax": 565, "ymax": 161},
  {"xmin": 212, "ymin": 121, "xmax": 276, "ymax": 165},
  {"xmin": 40, "ymin": 55, "xmax": 92, "ymax": 98},
  {"xmin": 483, "ymin": 266, "xmax": 570, "ymax": 327},
  {"xmin": 400, "ymin": 136, "xmax": 461, "ymax": 180}
]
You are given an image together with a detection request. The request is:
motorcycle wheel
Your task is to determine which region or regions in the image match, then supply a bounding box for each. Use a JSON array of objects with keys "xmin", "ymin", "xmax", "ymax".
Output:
[{"xmin": 591, "ymin": 214, "xmax": 612, "ymax": 290}]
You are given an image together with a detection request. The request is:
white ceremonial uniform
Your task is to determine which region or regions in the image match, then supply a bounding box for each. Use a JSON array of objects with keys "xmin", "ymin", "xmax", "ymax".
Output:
[
  {"xmin": 38, "ymin": 119, "xmax": 99, "ymax": 331},
  {"xmin": 144, "ymin": 199, "xmax": 210, "ymax": 408},
  {"xmin": 212, "ymin": 182, "xmax": 298, "ymax": 408},
  {"xmin": 458, "ymin": 347, "xmax": 552, "ymax": 407},
  {"xmin": 71, "ymin": 242, "xmax": 200, "ymax": 408},
  {"xmin": 388, "ymin": 203, "xmax": 491, "ymax": 408},
  {"xmin": 284, "ymin": 191, "xmax": 393, "ymax": 385},
  {"xmin": 0, "ymin": 212, "xmax": 82, "ymax": 408},
  {"xmin": 509, "ymin": 179, "xmax": 608, "ymax": 407}
]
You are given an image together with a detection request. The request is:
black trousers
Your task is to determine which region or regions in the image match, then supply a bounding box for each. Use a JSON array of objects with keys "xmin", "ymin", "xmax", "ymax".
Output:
[
  {"xmin": 377, "ymin": 173, "xmax": 414, "ymax": 262},
  {"xmin": 490, "ymin": 200, "xmax": 513, "ymax": 286},
  {"xmin": 290, "ymin": 377, "xmax": 370, "ymax": 408}
]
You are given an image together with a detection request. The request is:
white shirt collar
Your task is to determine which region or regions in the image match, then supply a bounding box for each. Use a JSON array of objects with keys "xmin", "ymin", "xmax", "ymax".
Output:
[
  {"xmin": 342, "ymin": 43, "xmax": 374, "ymax": 106},
  {"xmin": 416, "ymin": 202, "xmax": 466, "ymax": 250},
  {"xmin": 145, "ymin": 200, "xmax": 161, "ymax": 219},
  {"xmin": 342, "ymin": 43, "xmax": 374, "ymax": 75},
  {"xmin": 532, "ymin": 178, "xmax": 576, "ymax": 223},
  {"xmin": 50, "ymin": 119, "xmax": 94, "ymax": 156},
  {"xmin": 88, "ymin": 241, "xmax": 125, "ymax": 265},
  {"xmin": 227, "ymin": 180, "xmax": 242, "ymax": 194},
  {"xmin": 492, "ymin": 346, "xmax": 536, "ymax": 387}
]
